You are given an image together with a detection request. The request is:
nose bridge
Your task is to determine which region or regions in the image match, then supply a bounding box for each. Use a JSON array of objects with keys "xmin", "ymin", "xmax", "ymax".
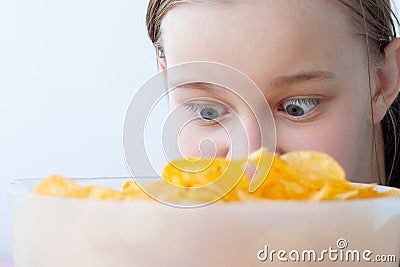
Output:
[
  {"xmin": 240, "ymin": 110, "xmax": 263, "ymax": 153},
  {"xmin": 220, "ymin": 109, "xmax": 263, "ymax": 158}
]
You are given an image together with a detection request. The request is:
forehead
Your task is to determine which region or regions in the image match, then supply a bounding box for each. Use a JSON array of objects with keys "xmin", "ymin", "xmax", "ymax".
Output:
[{"xmin": 161, "ymin": 0, "xmax": 363, "ymax": 80}]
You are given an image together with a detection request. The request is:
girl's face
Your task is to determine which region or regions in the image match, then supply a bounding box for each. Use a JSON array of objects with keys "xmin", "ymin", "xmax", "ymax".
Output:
[{"xmin": 161, "ymin": 0, "xmax": 376, "ymax": 183}]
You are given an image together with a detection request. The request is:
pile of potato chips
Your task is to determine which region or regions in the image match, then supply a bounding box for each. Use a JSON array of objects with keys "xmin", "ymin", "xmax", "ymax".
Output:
[{"xmin": 34, "ymin": 149, "xmax": 400, "ymax": 202}]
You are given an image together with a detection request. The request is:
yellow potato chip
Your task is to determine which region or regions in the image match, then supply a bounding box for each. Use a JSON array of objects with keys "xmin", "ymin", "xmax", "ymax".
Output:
[
  {"xmin": 33, "ymin": 148, "xmax": 400, "ymax": 202},
  {"xmin": 163, "ymin": 158, "xmax": 233, "ymax": 187},
  {"xmin": 122, "ymin": 180, "xmax": 157, "ymax": 201},
  {"xmin": 280, "ymin": 151, "xmax": 346, "ymax": 182},
  {"xmin": 248, "ymin": 147, "xmax": 275, "ymax": 193},
  {"xmin": 67, "ymin": 186, "xmax": 123, "ymax": 200},
  {"xmin": 33, "ymin": 175, "xmax": 81, "ymax": 197}
]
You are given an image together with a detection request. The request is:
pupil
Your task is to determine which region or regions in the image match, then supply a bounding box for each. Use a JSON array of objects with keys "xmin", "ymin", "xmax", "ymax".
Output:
[{"xmin": 287, "ymin": 104, "xmax": 304, "ymax": 116}]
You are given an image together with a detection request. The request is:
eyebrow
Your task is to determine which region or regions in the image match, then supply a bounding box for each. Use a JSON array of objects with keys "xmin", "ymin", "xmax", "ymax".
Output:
[
  {"xmin": 270, "ymin": 71, "xmax": 336, "ymax": 89},
  {"xmin": 171, "ymin": 70, "xmax": 336, "ymax": 94},
  {"xmin": 173, "ymin": 82, "xmax": 228, "ymax": 94}
]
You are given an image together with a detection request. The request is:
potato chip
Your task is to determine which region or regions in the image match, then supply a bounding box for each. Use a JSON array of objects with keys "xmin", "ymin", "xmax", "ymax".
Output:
[
  {"xmin": 280, "ymin": 151, "xmax": 346, "ymax": 182},
  {"xmin": 34, "ymin": 175, "xmax": 124, "ymax": 200},
  {"xmin": 163, "ymin": 158, "xmax": 235, "ymax": 187},
  {"xmin": 33, "ymin": 149, "xmax": 400, "ymax": 202},
  {"xmin": 67, "ymin": 186, "xmax": 123, "ymax": 200},
  {"xmin": 33, "ymin": 175, "xmax": 81, "ymax": 197}
]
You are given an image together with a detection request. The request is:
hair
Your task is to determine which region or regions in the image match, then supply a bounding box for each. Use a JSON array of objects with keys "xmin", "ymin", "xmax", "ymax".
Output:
[{"xmin": 146, "ymin": 0, "xmax": 400, "ymax": 185}]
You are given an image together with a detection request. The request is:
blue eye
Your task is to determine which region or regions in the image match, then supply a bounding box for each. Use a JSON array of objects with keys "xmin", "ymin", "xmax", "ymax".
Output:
[
  {"xmin": 186, "ymin": 102, "xmax": 230, "ymax": 122},
  {"xmin": 281, "ymin": 99, "xmax": 319, "ymax": 117},
  {"xmin": 200, "ymin": 107, "xmax": 219, "ymax": 120}
]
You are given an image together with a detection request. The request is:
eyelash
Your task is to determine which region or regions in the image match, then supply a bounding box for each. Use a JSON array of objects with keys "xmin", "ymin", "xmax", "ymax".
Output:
[
  {"xmin": 278, "ymin": 98, "xmax": 320, "ymax": 120},
  {"xmin": 183, "ymin": 97, "xmax": 320, "ymax": 125},
  {"xmin": 184, "ymin": 102, "xmax": 230, "ymax": 125}
]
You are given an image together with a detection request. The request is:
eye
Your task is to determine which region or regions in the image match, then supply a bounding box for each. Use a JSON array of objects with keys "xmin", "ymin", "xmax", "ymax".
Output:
[
  {"xmin": 200, "ymin": 107, "xmax": 219, "ymax": 120},
  {"xmin": 185, "ymin": 102, "xmax": 230, "ymax": 122},
  {"xmin": 279, "ymin": 98, "xmax": 319, "ymax": 118}
]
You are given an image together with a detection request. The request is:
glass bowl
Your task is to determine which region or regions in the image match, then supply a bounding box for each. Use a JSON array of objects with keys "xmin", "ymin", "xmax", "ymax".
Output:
[{"xmin": 8, "ymin": 178, "xmax": 400, "ymax": 267}]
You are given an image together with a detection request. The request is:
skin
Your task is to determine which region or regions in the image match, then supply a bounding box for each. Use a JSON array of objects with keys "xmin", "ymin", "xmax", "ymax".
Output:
[{"xmin": 158, "ymin": 0, "xmax": 400, "ymax": 183}]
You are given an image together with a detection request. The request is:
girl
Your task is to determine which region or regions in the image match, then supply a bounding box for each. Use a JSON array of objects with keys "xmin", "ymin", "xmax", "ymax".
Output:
[{"xmin": 145, "ymin": 0, "xmax": 400, "ymax": 187}]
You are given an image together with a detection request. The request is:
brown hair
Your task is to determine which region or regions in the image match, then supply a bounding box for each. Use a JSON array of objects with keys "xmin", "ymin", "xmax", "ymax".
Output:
[
  {"xmin": 146, "ymin": 0, "xmax": 398, "ymax": 60},
  {"xmin": 146, "ymin": 0, "xmax": 400, "ymax": 184}
]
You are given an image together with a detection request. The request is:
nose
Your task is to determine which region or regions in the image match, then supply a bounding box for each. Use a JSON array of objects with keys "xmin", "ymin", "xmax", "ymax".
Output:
[
  {"xmin": 199, "ymin": 137, "xmax": 229, "ymax": 158},
  {"xmin": 178, "ymin": 106, "xmax": 276, "ymax": 160},
  {"xmin": 223, "ymin": 115, "xmax": 263, "ymax": 159}
]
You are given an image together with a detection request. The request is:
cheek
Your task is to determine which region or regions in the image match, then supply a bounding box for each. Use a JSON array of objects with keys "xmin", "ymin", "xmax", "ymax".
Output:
[
  {"xmin": 275, "ymin": 77, "xmax": 373, "ymax": 177},
  {"xmin": 275, "ymin": 109, "xmax": 370, "ymax": 179}
]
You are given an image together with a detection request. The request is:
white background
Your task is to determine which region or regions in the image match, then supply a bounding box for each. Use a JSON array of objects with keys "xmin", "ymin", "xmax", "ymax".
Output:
[
  {"xmin": 0, "ymin": 0, "xmax": 399, "ymax": 263},
  {"xmin": 0, "ymin": 0, "xmax": 157, "ymax": 262}
]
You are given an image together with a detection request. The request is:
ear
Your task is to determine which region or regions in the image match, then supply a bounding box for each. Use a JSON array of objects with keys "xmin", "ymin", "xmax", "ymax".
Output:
[
  {"xmin": 156, "ymin": 48, "xmax": 169, "ymax": 89},
  {"xmin": 370, "ymin": 38, "xmax": 400, "ymax": 124},
  {"xmin": 157, "ymin": 48, "xmax": 167, "ymax": 71},
  {"xmin": 158, "ymin": 57, "xmax": 167, "ymax": 71}
]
